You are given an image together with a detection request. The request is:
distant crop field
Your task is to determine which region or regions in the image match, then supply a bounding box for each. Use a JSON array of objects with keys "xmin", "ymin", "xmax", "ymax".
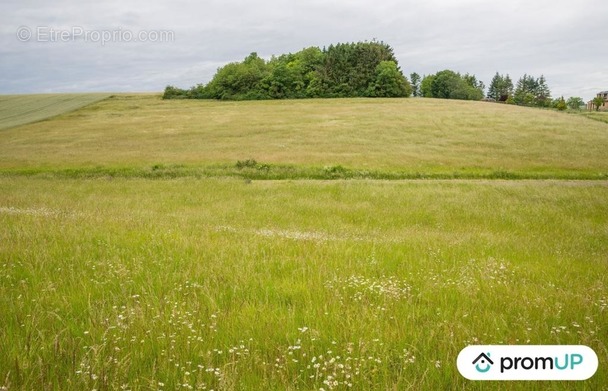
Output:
[{"xmin": 0, "ymin": 93, "xmax": 110, "ymax": 130}]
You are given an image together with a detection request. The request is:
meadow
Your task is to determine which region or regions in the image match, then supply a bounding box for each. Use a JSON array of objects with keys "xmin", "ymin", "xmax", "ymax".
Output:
[
  {"xmin": 1, "ymin": 95, "xmax": 608, "ymax": 179},
  {"xmin": 0, "ymin": 95, "xmax": 607, "ymax": 390}
]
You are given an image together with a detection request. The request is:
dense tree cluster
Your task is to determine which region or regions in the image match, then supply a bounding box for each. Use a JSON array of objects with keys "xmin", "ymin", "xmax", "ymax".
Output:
[
  {"xmin": 487, "ymin": 72, "xmax": 514, "ymax": 102},
  {"xmin": 512, "ymin": 74, "xmax": 552, "ymax": 107},
  {"xmin": 164, "ymin": 42, "xmax": 590, "ymax": 111},
  {"xmin": 419, "ymin": 70, "xmax": 485, "ymax": 101},
  {"xmin": 486, "ymin": 72, "xmax": 583, "ymax": 110},
  {"xmin": 164, "ymin": 41, "xmax": 412, "ymax": 100}
]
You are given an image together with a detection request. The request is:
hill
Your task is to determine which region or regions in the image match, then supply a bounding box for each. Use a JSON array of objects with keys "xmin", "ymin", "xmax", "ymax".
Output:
[
  {"xmin": 0, "ymin": 93, "xmax": 111, "ymax": 130},
  {"xmin": 1, "ymin": 94, "xmax": 607, "ymax": 179}
]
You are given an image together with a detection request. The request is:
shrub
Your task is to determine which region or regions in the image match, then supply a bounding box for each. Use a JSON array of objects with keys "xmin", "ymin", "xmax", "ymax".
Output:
[{"xmin": 235, "ymin": 159, "xmax": 259, "ymax": 169}]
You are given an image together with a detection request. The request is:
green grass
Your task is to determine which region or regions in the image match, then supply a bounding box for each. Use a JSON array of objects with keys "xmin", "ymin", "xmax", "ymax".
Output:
[
  {"xmin": 0, "ymin": 178, "xmax": 606, "ymax": 390},
  {"xmin": 0, "ymin": 93, "xmax": 111, "ymax": 131},
  {"xmin": 2, "ymin": 163, "xmax": 607, "ymax": 181},
  {"xmin": 577, "ymin": 110, "xmax": 608, "ymax": 125},
  {"xmin": 0, "ymin": 95, "xmax": 607, "ymax": 178},
  {"xmin": 1, "ymin": 95, "xmax": 607, "ymax": 390}
]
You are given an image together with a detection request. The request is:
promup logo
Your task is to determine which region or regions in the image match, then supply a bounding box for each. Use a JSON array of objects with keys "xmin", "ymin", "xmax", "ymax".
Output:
[
  {"xmin": 457, "ymin": 345, "xmax": 598, "ymax": 381},
  {"xmin": 472, "ymin": 352, "xmax": 494, "ymax": 373}
]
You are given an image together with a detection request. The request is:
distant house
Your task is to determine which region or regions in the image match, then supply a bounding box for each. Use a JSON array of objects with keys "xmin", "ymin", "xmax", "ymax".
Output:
[{"xmin": 587, "ymin": 90, "xmax": 608, "ymax": 111}]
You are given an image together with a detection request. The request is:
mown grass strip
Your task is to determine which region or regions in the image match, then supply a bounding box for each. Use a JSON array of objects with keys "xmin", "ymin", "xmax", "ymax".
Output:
[{"xmin": 576, "ymin": 111, "xmax": 608, "ymax": 125}]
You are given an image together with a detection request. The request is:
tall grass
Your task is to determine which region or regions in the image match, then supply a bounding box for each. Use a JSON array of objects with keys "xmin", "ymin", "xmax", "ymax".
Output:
[{"xmin": 1, "ymin": 177, "xmax": 606, "ymax": 390}]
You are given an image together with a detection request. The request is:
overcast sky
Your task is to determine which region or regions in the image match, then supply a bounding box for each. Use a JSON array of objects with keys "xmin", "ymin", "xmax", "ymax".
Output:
[{"xmin": 1, "ymin": 0, "xmax": 607, "ymax": 100}]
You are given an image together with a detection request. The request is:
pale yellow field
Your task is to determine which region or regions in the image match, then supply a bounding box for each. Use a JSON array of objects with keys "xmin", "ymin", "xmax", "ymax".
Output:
[{"xmin": 1, "ymin": 95, "xmax": 607, "ymax": 178}]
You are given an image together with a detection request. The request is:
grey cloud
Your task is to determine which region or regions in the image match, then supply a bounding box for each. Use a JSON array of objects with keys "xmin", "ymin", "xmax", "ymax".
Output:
[{"xmin": 1, "ymin": 0, "xmax": 606, "ymax": 100}]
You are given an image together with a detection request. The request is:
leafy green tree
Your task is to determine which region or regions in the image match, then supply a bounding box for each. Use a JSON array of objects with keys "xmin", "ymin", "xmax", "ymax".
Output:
[
  {"xmin": 410, "ymin": 72, "xmax": 421, "ymax": 97},
  {"xmin": 260, "ymin": 54, "xmax": 303, "ymax": 99},
  {"xmin": 592, "ymin": 96, "xmax": 605, "ymax": 111},
  {"xmin": 461, "ymin": 73, "xmax": 485, "ymax": 100},
  {"xmin": 318, "ymin": 41, "xmax": 399, "ymax": 97},
  {"xmin": 188, "ymin": 84, "xmax": 209, "ymax": 99},
  {"xmin": 205, "ymin": 52, "xmax": 270, "ymax": 100},
  {"xmin": 305, "ymin": 72, "xmax": 328, "ymax": 97},
  {"xmin": 566, "ymin": 97, "xmax": 584, "ymax": 110},
  {"xmin": 523, "ymin": 92, "xmax": 536, "ymax": 106},
  {"xmin": 430, "ymin": 70, "xmax": 461, "ymax": 99},
  {"xmin": 254, "ymin": 47, "xmax": 326, "ymax": 99},
  {"xmin": 423, "ymin": 70, "xmax": 484, "ymax": 100},
  {"xmin": 366, "ymin": 61, "xmax": 412, "ymax": 97},
  {"xmin": 420, "ymin": 74, "xmax": 435, "ymax": 98},
  {"xmin": 554, "ymin": 96, "xmax": 567, "ymax": 111}
]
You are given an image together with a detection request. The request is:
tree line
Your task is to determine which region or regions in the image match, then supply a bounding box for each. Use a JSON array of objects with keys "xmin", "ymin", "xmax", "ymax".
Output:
[
  {"xmin": 164, "ymin": 41, "xmax": 411, "ymax": 100},
  {"xmin": 164, "ymin": 40, "xmax": 590, "ymax": 110},
  {"xmin": 485, "ymin": 72, "xmax": 587, "ymax": 110}
]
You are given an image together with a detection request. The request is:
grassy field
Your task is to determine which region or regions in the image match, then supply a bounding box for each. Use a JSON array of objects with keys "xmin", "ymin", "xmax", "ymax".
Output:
[
  {"xmin": 1, "ymin": 95, "xmax": 607, "ymax": 390},
  {"xmin": 579, "ymin": 110, "xmax": 608, "ymax": 125},
  {"xmin": 0, "ymin": 94, "xmax": 111, "ymax": 131},
  {"xmin": 1, "ymin": 95, "xmax": 607, "ymax": 179}
]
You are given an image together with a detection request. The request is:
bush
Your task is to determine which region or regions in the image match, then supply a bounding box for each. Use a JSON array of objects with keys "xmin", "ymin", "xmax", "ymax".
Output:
[
  {"xmin": 235, "ymin": 159, "xmax": 259, "ymax": 169},
  {"xmin": 554, "ymin": 97, "xmax": 567, "ymax": 111},
  {"xmin": 162, "ymin": 85, "xmax": 189, "ymax": 99},
  {"xmin": 421, "ymin": 70, "xmax": 484, "ymax": 101}
]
